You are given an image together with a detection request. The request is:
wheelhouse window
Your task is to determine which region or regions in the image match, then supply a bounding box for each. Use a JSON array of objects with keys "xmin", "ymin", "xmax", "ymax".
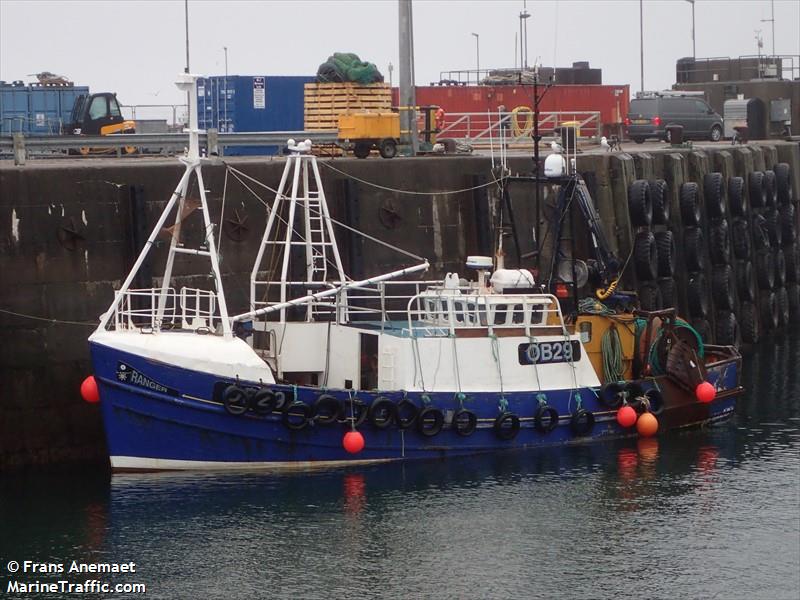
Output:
[{"xmin": 88, "ymin": 96, "xmax": 108, "ymax": 120}]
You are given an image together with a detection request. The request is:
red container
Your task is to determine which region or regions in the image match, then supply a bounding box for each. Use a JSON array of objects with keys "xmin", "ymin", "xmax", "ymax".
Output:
[{"xmin": 392, "ymin": 84, "xmax": 629, "ymax": 137}]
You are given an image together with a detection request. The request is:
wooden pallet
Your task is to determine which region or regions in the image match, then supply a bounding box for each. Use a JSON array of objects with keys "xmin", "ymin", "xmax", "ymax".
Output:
[{"xmin": 304, "ymin": 83, "xmax": 393, "ymax": 131}]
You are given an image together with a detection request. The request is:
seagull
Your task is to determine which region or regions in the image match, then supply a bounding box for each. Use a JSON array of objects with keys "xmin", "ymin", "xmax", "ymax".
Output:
[
  {"xmin": 550, "ymin": 140, "xmax": 563, "ymax": 153},
  {"xmin": 601, "ymin": 136, "xmax": 611, "ymax": 151}
]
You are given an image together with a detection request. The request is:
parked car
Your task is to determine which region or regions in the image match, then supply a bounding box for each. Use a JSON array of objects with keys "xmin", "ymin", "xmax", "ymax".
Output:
[{"xmin": 625, "ymin": 94, "xmax": 723, "ymax": 143}]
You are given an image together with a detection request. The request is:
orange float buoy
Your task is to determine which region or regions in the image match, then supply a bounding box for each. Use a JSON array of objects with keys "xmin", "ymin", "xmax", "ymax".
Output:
[
  {"xmin": 636, "ymin": 412, "xmax": 659, "ymax": 437},
  {"xmin": 343, "ymin": 430, "xmax": 365, "ymax": 454},
  {"xmin": 696, "ymin": 381, "xmax": 716, "ymax": 403},
  {"xmin": 616, "ymin": 405, "xmax": 637, "ymax": 428},
  {"xmin": 80, "ymin": 375, "xmax": 100, "ymax": 404}
]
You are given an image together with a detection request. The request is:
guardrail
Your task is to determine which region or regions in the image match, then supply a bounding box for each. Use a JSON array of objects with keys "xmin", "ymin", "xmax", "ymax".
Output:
[
  {"xmin": 438, "ymin": 111, "xmax": 603, "ymax": 147},
  {"xmin": 0, "ymin": 129, "xmax": 339, "ymax": 165}
]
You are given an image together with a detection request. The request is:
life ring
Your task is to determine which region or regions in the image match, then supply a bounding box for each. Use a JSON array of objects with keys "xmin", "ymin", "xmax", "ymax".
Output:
[
  {"xmin": 222, "ymin": 384, "xmax": 249, "ymax": 416},
  {"xmin": 570, "ymin": 409, "xmax": 595, "ymax": 436},
  {"xmin": 452, "ymin": 409, "xmax": 477, "ymax": 436},
  {"xmin": 342, "ymin": 398, "xmax": 368, "ymax": 427},
  {"xmin": 417, "ymin": 406, "xmax": 445, "ymax": 437},
  {"xmin": 599, "ymin": 382, "xmax": 625, "ymax": 409},
  {"xmin": 435, "ymin": 107, "xmax": 446, "ymax": 131},
  {"xmin": 534, "ymin": 405, "xmax": 560, "ymax": 433},
  {"xmin": 494, "ymin": 412, "xmax": 520, "ymax": 440},
  {"xmin": 369, "ymin": 397, "xmax": 396, "ymax": 429},
  {"xmin": 283, "ymin": 401, "xmax": 312, "ymax": 430},
  {"xmin": 251, "ymin": 388, "xmax": 277, "ymax": 416},
  {"xmin": 313, "ymin": 394, "xmax": 342, "ymax": 425},
  {"xmin": 511, "ymin": 106, "xmax": 534, "ymax": 137},
  {"xmin": 395, "ymin": 398, "xmax": 419, "ymax": 429}
]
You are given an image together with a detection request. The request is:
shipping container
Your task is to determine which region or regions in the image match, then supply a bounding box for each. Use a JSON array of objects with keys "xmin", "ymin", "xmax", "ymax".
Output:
[
  {"xmin": 0, "ymin": 83, "xmax": 89, "ymax": 135},
  {"xmin": 197, "ymin": 75, "xmax": 315, "ymax": 155},
  {"xmin": 399, "ymin": 84, "xmax": 630, "ymax": 136}
]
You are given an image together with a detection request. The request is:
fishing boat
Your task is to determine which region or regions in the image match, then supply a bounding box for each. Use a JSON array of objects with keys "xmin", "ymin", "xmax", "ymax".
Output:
[{"xmin": 86, "ymin": 74, "xmax": 741, "ymax": 471}]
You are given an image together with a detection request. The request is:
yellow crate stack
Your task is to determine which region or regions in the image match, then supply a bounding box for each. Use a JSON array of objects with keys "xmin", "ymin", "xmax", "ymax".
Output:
[{"xmin": 303, "ymin": 83, "xmax": 393, "ymax": 132}]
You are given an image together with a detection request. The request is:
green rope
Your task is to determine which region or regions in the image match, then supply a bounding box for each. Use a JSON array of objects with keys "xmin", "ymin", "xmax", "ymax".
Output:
[
  {"xmin": 578, "ymin": 297, "xmax": 615, "ymax": 315},
  {"xmin": 455, "ymin": 392, "xmax": 466, "ymax": 409},
  {"xmin": 421, "ymin": 393, "xmax": 432, "ymax": 405},
  {"xmin": 536, "ymin": 393, "xmax": 548, "ymax": 406},
  {"xmin": 498, "ymin": 396, "xmax": 509, "ymax": 413},
  {"xmin": 601, "ymin": 326, "xmax": 624, "ymax": 383},
  {"xmin": 642, "ymin": 318, "xmax": 705, "ymax": 375}
]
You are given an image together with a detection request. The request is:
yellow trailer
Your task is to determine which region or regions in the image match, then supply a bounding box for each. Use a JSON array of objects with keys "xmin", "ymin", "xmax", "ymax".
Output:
[{"xmin": 337, "ymin": 112, "xmax": 400, "ymax": 158}]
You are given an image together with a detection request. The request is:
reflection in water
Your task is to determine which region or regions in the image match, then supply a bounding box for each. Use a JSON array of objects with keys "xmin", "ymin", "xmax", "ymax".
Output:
[{"xmin": 1, "ymin": 334, "xmax": 799, "ymax": 599}]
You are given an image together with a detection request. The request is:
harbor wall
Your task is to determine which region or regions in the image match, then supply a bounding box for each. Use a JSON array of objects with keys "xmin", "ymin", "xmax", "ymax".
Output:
[{"xmin": 0, "ymin": 142, "xmax": 798, "ymax": 468}]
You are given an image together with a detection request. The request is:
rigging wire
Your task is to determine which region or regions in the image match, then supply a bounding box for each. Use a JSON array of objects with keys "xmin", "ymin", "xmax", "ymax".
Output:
[
  {"xmin": 0, "ymin": 307, "xmax": 96, "ymax": 327},
  {"xmin": 319, "ymin": 160, "xmax": 508, "ymax": 196},
  {"xmin": 225, "ymin": 165, "xmax": 428, "ymax": 263}
]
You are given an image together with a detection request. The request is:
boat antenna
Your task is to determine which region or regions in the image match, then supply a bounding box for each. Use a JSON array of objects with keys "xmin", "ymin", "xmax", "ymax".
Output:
[{"xmin": 531, "ymin": 62, "xmax": 553, "ymax": 262}]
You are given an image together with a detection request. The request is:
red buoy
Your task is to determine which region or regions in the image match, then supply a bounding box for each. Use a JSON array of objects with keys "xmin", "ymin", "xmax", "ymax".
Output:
[
  {"xmin": 636, "ymin": 412, "xmax": 659, "ymax": 437},
  {"xmin": 695, "ymin": 381, "xmax": 716, "ymax": 404},
  {"xmin": 343, "ymin": 430, "xmax": 365, "ymax": 454},
  {"xmin": 80, "ymin": 375, "xmax": 100, "ymax": 404},
  {"xmin": 616, "ymin": 405, "xmax": 637, "ymax": 428}
]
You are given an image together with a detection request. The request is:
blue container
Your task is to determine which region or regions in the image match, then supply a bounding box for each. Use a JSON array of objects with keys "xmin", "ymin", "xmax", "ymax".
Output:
[
  {"xmin": 196, "ymin": 75, "xmax": 313, "ymax": 155},
  {"xmin": 0, "ymin": 83, "xmax": 89, "ymax": 135}
]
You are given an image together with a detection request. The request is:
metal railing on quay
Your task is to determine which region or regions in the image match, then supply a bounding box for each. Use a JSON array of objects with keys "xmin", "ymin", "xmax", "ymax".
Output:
[
  {"xmin": 437, "ymin": 111, "xmax": 603, "ymax": 147},
  {"xmin": 0, "ymin": 129, "xmax": 339, "ymax": 165}
]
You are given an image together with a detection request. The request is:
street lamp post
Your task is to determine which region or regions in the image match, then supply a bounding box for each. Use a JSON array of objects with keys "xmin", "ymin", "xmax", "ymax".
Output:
[
  {"xmin": 471, "ymin": 33, "xmax": 480, "ymax": 82},
  {"xmin": 223, "ymin": 46, "xmax": 228, "ymax": 131},
  {"xmin": 639, "ymin": 0, "xmax": 644, "ymax": 92},
  {"xmin": 685, "ymin": 0, "xmax": 695, "ymax": 59},
  {"xmin": 519, "ymin": 6, "xmax": 530, "ymax": 70}
]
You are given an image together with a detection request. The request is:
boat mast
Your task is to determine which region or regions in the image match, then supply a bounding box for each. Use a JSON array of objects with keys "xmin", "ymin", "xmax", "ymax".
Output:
[
  {"xmin": 249, "ymin": 141, "xmax": 348, "ymax": 324},
  {"xmin": 97, "ymin": 74, "xmax": 233, "ymax": 338}
]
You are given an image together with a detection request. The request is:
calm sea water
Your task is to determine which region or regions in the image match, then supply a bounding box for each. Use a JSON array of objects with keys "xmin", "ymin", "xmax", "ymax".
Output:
[{"xmin": 2, "ymin": 336, "xmax": 799, "ymax": 600}]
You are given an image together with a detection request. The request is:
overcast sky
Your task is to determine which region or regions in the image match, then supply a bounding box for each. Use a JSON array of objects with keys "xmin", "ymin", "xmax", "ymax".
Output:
[{"xmin": 1, "ymin": 0, "xmax": 798, "ymax": 113}]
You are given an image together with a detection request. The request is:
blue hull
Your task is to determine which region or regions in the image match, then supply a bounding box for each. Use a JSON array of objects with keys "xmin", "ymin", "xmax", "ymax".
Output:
[{"xmin": 90, "ymin": 342, "xmax": 739, "ymax": 469}]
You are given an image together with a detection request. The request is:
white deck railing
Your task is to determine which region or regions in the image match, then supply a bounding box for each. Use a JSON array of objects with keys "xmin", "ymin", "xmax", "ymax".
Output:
[{"xmin": 110, "ymin": 287, "xmax": 218, "ymax": 332}]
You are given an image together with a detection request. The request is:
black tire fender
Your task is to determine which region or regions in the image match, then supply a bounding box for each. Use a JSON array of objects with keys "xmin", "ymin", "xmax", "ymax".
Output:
[
  {"xmin": 395, "ymin": 398, "xmax": 419, "ymax": 429},
  {"xmin": 680, "ymin": 182, "xmax": 701, "ymax": 226},
  {"xmin": 749, "ymin": 171, "xmax": 767, "ymax": 209},
  {"xmin": 313, "ymin": 394, "xmax": 342, "ymax": 425},
  {"xmin": 251, "ymin": 388, "xmax": 277, "ymax": 416},
  {"xmin": 644, "ymin": 388, "xmax": 664, "ymax": 416},
  {"xmin": 599, "ymin": 382, "xmax": 625, "ymax": 408},
  {"xmin": 684, "ymin": 227, "xmax": 705, "ymax": 271},
  {"xmin": 731, "ymin": 218, "xmax": 751, "ymax": 260},
  {"xmin": 709, "ymin": 219, "xmax": 730, "ymax": 265},
  {"xmin": 633, "ymin": 230, "xmax": 658, "ymax": 280},
  {"xmin": 774, "ymin": 163, "xmax": 792, "ymax": 205},
  {"xmin": 368, "ymin": 397, "xmax": 396, "ymax": 429},
  {"xmin": 416, "ymin": 406, "xmax": 445, "ymax": 437},
  {"xmin": 283, "ymin": 401, "xmax": 312, "ymax": 430},
  {"xmin": 494, "ymin": 412, "xmax": 521, "ymax": 440},
  {"xmin": 222, "ymin": 385, "xmax": 249, "ymax": 416},
  {"xmin": 739, "ymin": 301, "xmax": 760, "ymax": 344},
  {"xmin": 628, "ymin": 179, "xmax": 653, "ymax": 227},
  {"xmin": 687, "ymin": 272, "xmax": 709, "ymax": 317},
  {"xmin": 570, "ymin": 409, "xmax": 595, "ymax": 436},
  {"xmin": 655, "ymin": 230, "xmax": 676, "ymax": 277},
  {"xmin": 649, "ymin": 179, "xmax": 670, "ymax": 225},
  {"xmin": 534, "ymin": 405, "xmax": 560, "ymax": 433},
  {"xmin": 728, "ymin": 176, "xmax": 746, "ymax": 217},
  {"xmin": 711, "ymin": 264, "xmax": 735, "ymax": 311},
  {"xmin": 452, "ymin": 408, "xmax": 478, "ymax": 436},
  {"xmin": 703, "ymin": 172, "xmax": 726, "ymax": 219}
]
